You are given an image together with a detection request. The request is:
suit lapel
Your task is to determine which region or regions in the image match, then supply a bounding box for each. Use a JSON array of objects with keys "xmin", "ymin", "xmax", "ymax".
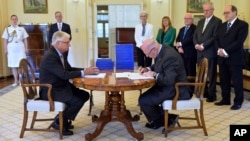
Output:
[{"xmin": 225, "ymin": 18, "xmax": 239, "ymax": 35}]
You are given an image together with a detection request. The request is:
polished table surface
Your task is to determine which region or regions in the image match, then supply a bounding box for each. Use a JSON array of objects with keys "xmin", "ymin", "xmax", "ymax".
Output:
[{"xmin": 73, "ymin": 71, "xmax": 155, "ymax": 141}]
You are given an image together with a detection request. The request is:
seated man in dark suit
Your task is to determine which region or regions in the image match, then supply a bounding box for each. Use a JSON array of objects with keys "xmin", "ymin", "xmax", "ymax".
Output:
[
  {"xmin": 39, "ymin": 31, "xmax": 99, "ymax": 135},
  {"xmin": 138, "ymin": 39, "xmax": 191, "ymax": 132}
]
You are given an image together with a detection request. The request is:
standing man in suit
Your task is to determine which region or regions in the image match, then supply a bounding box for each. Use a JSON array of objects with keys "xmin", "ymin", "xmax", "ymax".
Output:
[
  {"xmin": 176, "ymin": 13, "xmax": 197, "ymax": 77},
  {"xmin": 49, "ymin": 11, "xmax": 71, "ymax": 58},
  {"xmin": 39, "ymin": 31, "xmax": 99, "ymax": 135},
  {"xmin": 134, "ymin": 11, "xmax": 154, "ymax": 68},
  {"xmin": 49, "ymin": 11, "xmax": 72, "ymax": 43},
  {"xmin": 193, "ymin": 2, "xmax": 222, "ymax": 102},
  {"xmin": 215, "ymin": 5, "xmax": 248, "ymax": 110},
  {"xmin": 138, "ymin": 39, "xmax": 191, "ymax": 131}
]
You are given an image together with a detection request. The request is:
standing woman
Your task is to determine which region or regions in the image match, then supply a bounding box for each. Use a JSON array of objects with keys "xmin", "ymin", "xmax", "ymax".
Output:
[
  {"xmin": 156, "ymin": 16, "xmax": 176, "ymax": 48},
  {"xmin": 2, "ymin": 15, "xmax": 29, "ymax": 86}
]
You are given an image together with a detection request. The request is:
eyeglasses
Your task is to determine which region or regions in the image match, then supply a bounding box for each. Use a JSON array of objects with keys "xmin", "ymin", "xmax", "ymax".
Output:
[
  {"xmin": 140, "ymin": 15, "xmax": 147, "ymax": 18},
  {"xmin": 184, "ymin": 18, "xmax": 192, "ymax": 20},
  {"xmin": 203, "ymin": 9, "xmax": 212, "ymax": 12},
  {"xmin": 223, "ymin": 12, "xmax": 231, "ymax": 15},
  {"xmin": 59, "ymin": 41, "xmax": 70, "ymax": 45}
]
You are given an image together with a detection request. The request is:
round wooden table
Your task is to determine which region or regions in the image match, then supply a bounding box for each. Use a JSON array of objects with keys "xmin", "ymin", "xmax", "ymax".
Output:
[{"xmin": 73, "ymin": 71, "xmax": 155, "ymax": 141}]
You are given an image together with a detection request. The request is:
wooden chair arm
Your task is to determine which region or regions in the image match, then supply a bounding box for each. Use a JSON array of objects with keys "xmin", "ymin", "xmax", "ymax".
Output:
[
  {"xmin": 21, "ymin": 83, "xmax": 55, "ymax": 111},
  {"xmin": 171, "ymin": 82, "xmax": 204, "ymax": 109}
]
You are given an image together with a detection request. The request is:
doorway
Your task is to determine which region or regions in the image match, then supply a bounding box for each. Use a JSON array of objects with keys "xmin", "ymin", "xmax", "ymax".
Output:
[{"xmin": 97, "ymin": 5, "xmax": 109, "ymax": 58}]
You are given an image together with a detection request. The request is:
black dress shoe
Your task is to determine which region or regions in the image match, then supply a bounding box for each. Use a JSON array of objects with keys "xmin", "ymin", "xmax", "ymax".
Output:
[
  {"xmin": 206, "ymin": 97, "xmax": 216, "ymax": 102},
  {"xmin": 62, "ymin": 129, "xmax": 74, "ymax": 136},
  {"xmin": 214, "ymin": 100, "xmax": 230, "ymax": 106},
  {"xmin": 145, "ymin": 121, "xmax": 162, "ymax": 129},
  {"xmin": 51, "ymin": 121, "xmax": 74, "ymax": 136},
  {"xmin": 231, "ymin": 104, "xmax": 241, "ymax": 110},
  {"xmin": 51, "ymin": 120, "xmax": 74, "ymax": 130}
]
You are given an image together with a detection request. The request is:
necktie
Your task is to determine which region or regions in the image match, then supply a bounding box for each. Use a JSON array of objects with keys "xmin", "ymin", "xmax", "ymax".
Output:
[
  {"xmin": 60, "ymin": 55, "xmax": 65, "ymax": 68},
  {"xmin": 182, "ymin": 26, "xmax": 189, "ymax": 39},
  {"xmin": 58, "ymin": 23, "xmax": 62, "ymax": 31},
  {"xmin": 226, "ymin": 22, "xmax": 231, "ymax": 32},
  {"xmin": 202, "ymin": 19, "xmax": 209, "ymax": 33},
  {"xmin": 142, "ymin": 24, "xmax": 146, "ymax": 36}
]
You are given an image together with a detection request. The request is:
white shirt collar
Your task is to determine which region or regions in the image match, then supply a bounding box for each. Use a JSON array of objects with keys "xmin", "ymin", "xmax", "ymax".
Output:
[{"xmin": 229, "ymin": 17, "xmax": 237, "ymax": 26}]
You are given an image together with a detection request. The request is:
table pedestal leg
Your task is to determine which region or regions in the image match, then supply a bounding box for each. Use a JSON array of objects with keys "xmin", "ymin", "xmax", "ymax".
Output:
[{"xmin": 85, "ymin": 91, "xmax": 143, "ymax": 141}]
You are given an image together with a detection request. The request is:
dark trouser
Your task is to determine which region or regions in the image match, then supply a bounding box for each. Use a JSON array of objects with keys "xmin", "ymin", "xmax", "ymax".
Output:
[
  {"xmin": 138, "ymin": 86, "xmax": 174, "ymax": 122},
  {"xmin": 201, "ymin": 57, "xmax": 217, "ymax": 99},
  {"xmin": 64, "ymin": 84, "xmax": 89, "ymax": 120},
  {"xmin": 137, "ymin": 47, "xmax": 152, "ymax": 67},
  {"xmin": 219, "ymin": 63, "xmax": 244, "ymax": 105},
  {"xmin": 183, "ymin": 57, "xmax": 197, "ymax": 77}
]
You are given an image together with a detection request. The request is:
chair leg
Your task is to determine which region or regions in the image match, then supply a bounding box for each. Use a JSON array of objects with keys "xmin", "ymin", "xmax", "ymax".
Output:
[
  {"xmin": 88, "ymin": 90, "xmax": 94, "ymax": 116},
  {"xmin": 199, "ymin": 109, "xmax": 208, "ymax": 136},
  {"xmin": 19, "ymin": 111, "xmax": 28, "ymax": 138},
  {"xmin": 58, "ymin": 112, "xmax": 64, "ymax": 140},
  {"xmin": 164, "ymin": 110, "xmax": 169, "ymax": 137},
  {"xmin": 194, "ymin": 109, "xmax": 201, "ymax": 126},
  {"xmin": 138, "ymin": 89, "xmax": 142, "ymax": 115},
  {"xmin": 30, "ymin": 111, "xmax": 37, "ymax": 128}
]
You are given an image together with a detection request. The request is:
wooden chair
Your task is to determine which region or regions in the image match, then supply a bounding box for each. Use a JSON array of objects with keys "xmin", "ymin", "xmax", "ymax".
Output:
[
  {"xmin": 162, "ymin": 57, "xmax": 208, "ymax": 137},
  {"xmin": 19, "ymin": 59, "xmax": 66, "ymax": 140}
]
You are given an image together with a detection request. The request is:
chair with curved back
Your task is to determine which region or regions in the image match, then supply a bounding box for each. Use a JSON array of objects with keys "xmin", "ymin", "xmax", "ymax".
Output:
[
  {"xmin": 19, "ymin": 58, "xmax": 66, "ymax": 140},
  {"xmin": 162, "ymin": 57, "xmax": 209, "ymax": 137}
]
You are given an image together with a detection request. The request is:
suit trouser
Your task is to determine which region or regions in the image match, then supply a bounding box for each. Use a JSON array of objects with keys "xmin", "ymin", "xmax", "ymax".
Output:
[
  {"xmin": 138, "ymin": 86, "xmax": 174, "ymax": 122},
  {"xmin": 219, "ymin": 63, "xmax": 244, "ymax": 105},
  {"xmin": 136, "ymin": 47, "xmax": 152, "ymax": 67},
  {"xmin": 203, "ymin": 57, "xmax": 217, "ymax": 98},
  {"xmin": 64, "ymin": 84, "xmax": 89, "ymax": 120}
]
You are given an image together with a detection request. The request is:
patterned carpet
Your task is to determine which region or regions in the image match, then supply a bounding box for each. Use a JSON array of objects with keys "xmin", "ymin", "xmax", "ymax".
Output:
[{"xmin": 0, "ymin": 84, "xmax": 18, "ymax": 96}]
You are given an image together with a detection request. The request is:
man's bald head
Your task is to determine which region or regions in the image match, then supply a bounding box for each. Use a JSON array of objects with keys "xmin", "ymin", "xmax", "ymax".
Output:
[{"xmin": 141, "ymin": 39, "xmax": 155, "ymax": 54}]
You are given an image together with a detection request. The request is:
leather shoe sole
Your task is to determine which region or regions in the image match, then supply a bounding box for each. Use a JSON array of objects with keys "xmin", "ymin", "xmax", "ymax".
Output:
[
  {"xmin": 214, "ymin": 101, "xmax": 230, "ymax": 106},
  {"xmin": 231, "ymin": 104, "xmax": 241, "ymax": 110}
]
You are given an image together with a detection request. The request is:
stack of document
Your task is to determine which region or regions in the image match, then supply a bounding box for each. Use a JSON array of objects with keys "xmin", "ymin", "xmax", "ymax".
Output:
[
  {"xmin": 115, "ymin": 72, "xmax": 153, "ymax": 80},
  {"xmin": 84, "ymin": 73, "xmax": 106, "ymax": 78}
]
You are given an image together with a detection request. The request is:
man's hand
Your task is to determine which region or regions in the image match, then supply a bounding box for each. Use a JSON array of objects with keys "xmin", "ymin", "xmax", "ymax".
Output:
[
  {"xmin": 142, "ymin": 71, "xmax": 155, "ymax": 77},
  {"xmin": 84, "ymin": 66, "xmax": 100, "ymax": 75},
  {"xmin": 137, "ymin": 66, "xmax": 148, "ymax": 74}
]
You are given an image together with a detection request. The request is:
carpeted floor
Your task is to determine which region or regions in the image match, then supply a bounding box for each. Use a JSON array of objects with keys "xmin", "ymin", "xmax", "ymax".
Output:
[{"xmin": 0, "ymin": 84, "xmax": 18, "ymax": 96}]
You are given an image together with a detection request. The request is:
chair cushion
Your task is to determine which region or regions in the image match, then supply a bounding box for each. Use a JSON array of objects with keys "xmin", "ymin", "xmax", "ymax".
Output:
[
  {"xmin": 162, "ymin": 97, "xmax": 200, "ymax": 110},
  {"xmin": 27, "ymin": 100, "xmax": 66, "ymax": 112}
]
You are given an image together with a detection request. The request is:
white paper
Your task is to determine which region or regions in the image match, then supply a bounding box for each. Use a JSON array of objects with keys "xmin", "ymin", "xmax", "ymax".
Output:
[
  {"xmin": 84, "ymin": 73, "xmax": 106, "ymax": 78},
  {"xmin": 127, "ymin": 72, "xmax": 153, "ymax": 80},
  {"xmin": 115, "ymin": 72, "xmax": 153, "ymax": 80}
]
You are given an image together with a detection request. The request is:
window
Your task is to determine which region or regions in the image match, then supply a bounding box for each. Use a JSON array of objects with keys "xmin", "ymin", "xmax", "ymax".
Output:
[{"xmin": 97, "ymin": 14, "xmax": 109, "ymax": 38}]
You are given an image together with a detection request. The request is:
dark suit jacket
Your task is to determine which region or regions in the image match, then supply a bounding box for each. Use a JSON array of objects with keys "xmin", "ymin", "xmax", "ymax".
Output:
[
  {"xmin": 149, "ymin": 46, "xmax": 191, "ymax": 100},
  {"xmin": 193, "ymin": 16, "xmax": 222, "ymax": 61},
  {"xmin": 48, "ymin": 22, "xmax": 72, "ymax": 42},
  {"xmin": 215, "ymin": 18, "xmax": 249, "ymax": 65},
  {"xmin": 176, "ymin": 24, "xmax": 197, "ymax": 58},
  {"xmin": 39, "ymin": 47, "xmax": 83, "ymax": 102}
]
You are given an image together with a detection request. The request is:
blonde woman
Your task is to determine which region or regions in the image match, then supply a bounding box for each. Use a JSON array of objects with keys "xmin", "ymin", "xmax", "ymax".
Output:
[{"xmin": 2, "ymin": 15, "xmax": 29, "ymax": 86}]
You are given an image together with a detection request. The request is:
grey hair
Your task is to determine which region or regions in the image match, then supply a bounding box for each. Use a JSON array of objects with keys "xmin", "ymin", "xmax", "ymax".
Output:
[
  {"xmin": 140, "ymin": 11, "xmax": 148, "ymax": 17},
  {"xmin": 51, "ymin": 31, "xmax": 70, "ymax": 46}
]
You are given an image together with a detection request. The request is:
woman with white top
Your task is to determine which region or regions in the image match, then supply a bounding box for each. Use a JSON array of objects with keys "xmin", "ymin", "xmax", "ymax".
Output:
[{"xmin": 2, "ymin": 15, "xmax": 29, "ymax": 86}]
